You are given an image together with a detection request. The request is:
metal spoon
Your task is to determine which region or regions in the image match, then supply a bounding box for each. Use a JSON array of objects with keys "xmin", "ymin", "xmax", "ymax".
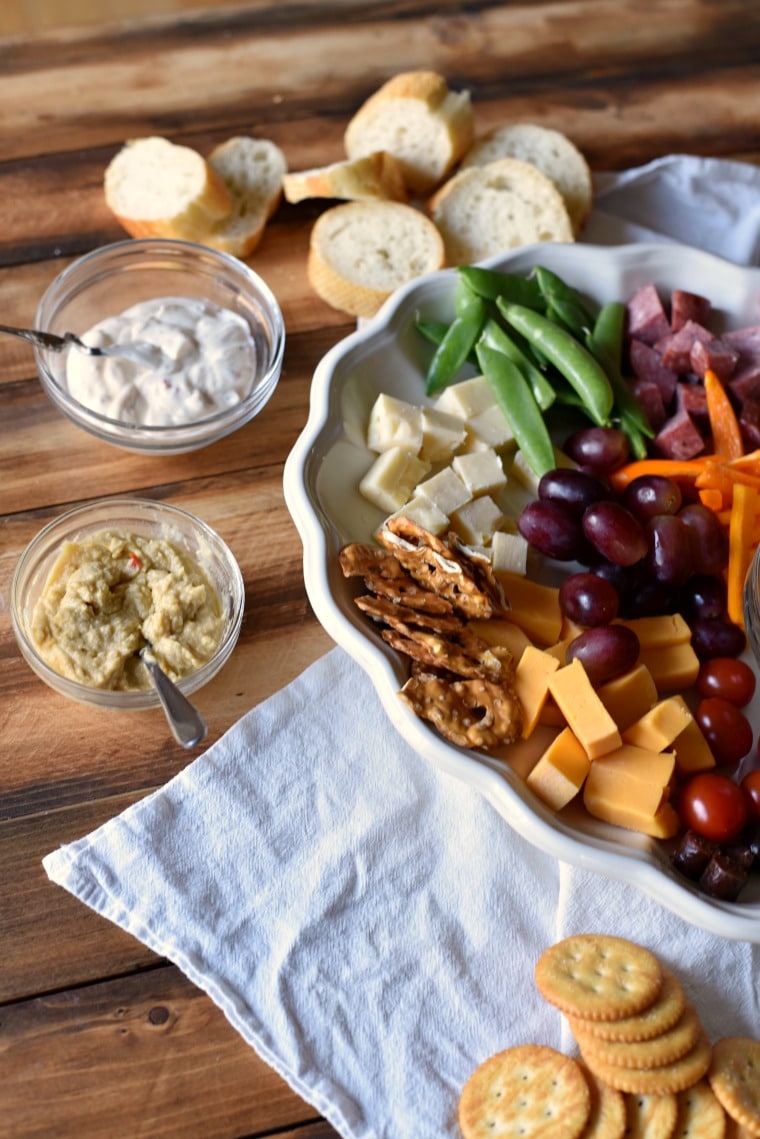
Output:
[
  {"xmin": 140, "ymin": 647, "xmax": 207, "ymax": 749},
  {"xmin": 0, "ymin": 322, "xmax": 169, "ymax": 368}
]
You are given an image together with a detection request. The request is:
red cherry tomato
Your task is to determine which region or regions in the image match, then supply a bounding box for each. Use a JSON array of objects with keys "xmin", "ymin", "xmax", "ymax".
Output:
[
  {"xmin": 679, "ymin": 772, "xmax": 748, "ymax": 843},
  {"xmin": 696, "ymin": 657, "xmax": 757, "ymax": 707},
  {"xmin": 695, "ymin": 697, "xmax": 754, "ymax": 771},
  {"xmin": 741, "ymin": 769, "xmax": 760, "ymax": 821}
]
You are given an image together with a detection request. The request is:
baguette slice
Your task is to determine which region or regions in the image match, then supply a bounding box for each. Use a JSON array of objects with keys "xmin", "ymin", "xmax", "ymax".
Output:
[
  {"xmin": 344, "ymin": 71, "xmax": 474, "ymax": 196},
  {"xmin": 461, "ymin": 123, "xmax": 593, "ymax": 235},
  {"xmin": 307, "ymin": 200, "xmax": 445, "ymax": 318},
  {"xmin": 283, "ymin": 151, "xmax": 408, "ymax": 204},
  {"xmin": 104, "ymin": 136, "xmax": 233, "ymax": 241},
  {"xmin": 429, "ymin": 157, "xmax": 575, "ymax": 266},
  {"xmin": 205, "ymin": 136, "xmax": 287, "ymax": 258}
]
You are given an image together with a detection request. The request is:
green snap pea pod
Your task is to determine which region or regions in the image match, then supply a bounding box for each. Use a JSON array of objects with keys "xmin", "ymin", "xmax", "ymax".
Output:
[
  {"xmin": 414, "ymin": 318, "xmax": 451, "ymax": 347},
  {"xmin": 586, "ymin": 300, "xmax": 653, "ymax": 459},
  {"xmin": 424, "ymin": 293, "xmax": 486, "ymax": 395},
  {"xmin": 475, "ymin": 340, "xmax": 555, "ymax": 478},
  {"xmin": 479, "ymin": 318, "xmax": 555, "ymax": 411},
  {"xmin": 457, "ymin": 265, "xmax": 544, "ymax": 309},
  {"xmin": 534, "ymin": 266, "xmax": 596, "ymax": 331},
  {"xmin": 496, "ymin": 300, "xmax": 615, "ymax": 427},
  {"xmin": 545, "ymin": 296, "xmax": 595, "ymax": 341}
]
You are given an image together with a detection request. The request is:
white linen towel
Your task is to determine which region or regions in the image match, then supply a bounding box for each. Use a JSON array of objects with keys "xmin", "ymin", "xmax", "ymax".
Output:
[{"xmin": 45, "ymin": 155, "xmax": 760, "ymax": 1139}]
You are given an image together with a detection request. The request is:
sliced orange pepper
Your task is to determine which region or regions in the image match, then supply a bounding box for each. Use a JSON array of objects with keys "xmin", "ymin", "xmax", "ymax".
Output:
[
  {"xmin": 609, "ymin": 457, "xmax": 711, "ymax": 490},
  {"xmin": 726, "ymin": 482, "xmax": 759, "ymax": 628},
  {"xmin": 703, "ymin": 368, "xmax": 744, "ymax": 460}
]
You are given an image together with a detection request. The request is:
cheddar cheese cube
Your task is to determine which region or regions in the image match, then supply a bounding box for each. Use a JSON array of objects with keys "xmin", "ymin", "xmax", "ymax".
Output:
[
  {"xmin": 514, "ymin": 646, "xmax": 561, "ymax": 739},
  {"xmin": 638, "ymin": 642, "xmax": 700, "ymax": 691},
  {"xmin": 597, "ymin": 664, "xmax": 658, "ymax": 733},
  {"xmin": 527, "ymin": 727, "xmax": 591, "ymax": 811},
  {"xmin": 622, "ymin": 695, "xmax": 694, "ymax": 752},
  {"xmin": 672, "ymin": 718, "xmax": 716, "ymax": 775},
  {"xmin": 616, "ymin": 612, "xmax": 691, "ymax": 649},
  {"xmin": 493, "ymin": 572, "xmax": 563, "ymax": 646},
  {"xmin": 469, "ymin": 617, "xmax": 533, "ymax": 661},
  {"xmin": 582, "ymin": 744, "xmax": 678, "ymax": 837},
  {"xmin": 548, "ymin": 659, "xmax": 622, "ymax": 759}
]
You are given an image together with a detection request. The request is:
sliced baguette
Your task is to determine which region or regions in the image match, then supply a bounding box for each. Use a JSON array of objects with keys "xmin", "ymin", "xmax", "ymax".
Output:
[
  {"xmin": 461, "ymin": 122, "xmax": 593, "ymax": 235},
  {"xmin": 104, "ymin": 135, "xmax": 233, "ymax": 241},
  {"xmin": 205, "ymin": 136, "xmax": 287, "ymax": 258},
  {"xmin": 283, "ymin": 151, "xmax": 408, "ymax": 204},
  {"xmin": 428, "ymin": 157, "xmax": 575, "ymax": 266},
  {"xmin": 307, "ymin": 200, "xmax": 445, "ymax": 318},
  {"xmin": 344, "ymin": 70, "xmax": 474, "ymax": 197}
]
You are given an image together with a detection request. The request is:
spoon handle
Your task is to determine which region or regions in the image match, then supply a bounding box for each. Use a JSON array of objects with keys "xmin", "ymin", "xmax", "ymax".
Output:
[
  {"xmin": 0, "ymin": 323, "xmax": 70, "ymax": 351},
  {"xmin": 141, "ymin": 650, "xmax": 207, "ymax": 749}
]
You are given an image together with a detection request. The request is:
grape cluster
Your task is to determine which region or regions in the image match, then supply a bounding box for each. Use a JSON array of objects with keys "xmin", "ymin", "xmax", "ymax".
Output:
[{"xmin": 517, "ymin": 426, "xmax": 745, "ymax": 682}]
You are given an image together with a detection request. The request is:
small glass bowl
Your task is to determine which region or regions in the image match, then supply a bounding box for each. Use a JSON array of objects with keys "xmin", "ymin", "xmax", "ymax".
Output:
[
  {"xmin": 9, "ymin": 498, "xmax": 245, "ymax": 711},
  {"xmin": 34, "ymin": 238, "xmax": 285, "ymax": 454}
]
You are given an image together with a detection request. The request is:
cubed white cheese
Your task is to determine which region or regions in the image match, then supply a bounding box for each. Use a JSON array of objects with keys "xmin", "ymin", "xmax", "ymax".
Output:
[
  {"xmin": 490, "ymin": 529, "xmax": 529, "ymax": 575},
  {"xmin": 509, "ymin": 447, "xmax": 575, "ymax": 493},
  {"xmin": 419, "ymin": 407, "xmax": 466, "ymax": 463},
  {"xmin": 452, "ymin": 448, "xmax": 507, "ymax": 498},
  {"xmin": 450, "ymin": 495, "xmax": 505, "ymax": 546},
  {"xmin": 366, "ymin": 393, "xmax": 423, "ymax": 453},
  {"xmin": 433, "ymin": 375, "xmax": 495, "ymax": 419},
  {"xmin": 386, "ymin": 494, "xmax": 449, "ymax": 535},
  {"xmin": 359, "ymin": 447, "xmax": 431, "ymax": 512},
  {"xmin": 415, "ymin": 466, "xmax": 471, "ymax": 514},
  {"xmin": 464, "ymin": 405, "xmax": 516, "ymax": 450}
]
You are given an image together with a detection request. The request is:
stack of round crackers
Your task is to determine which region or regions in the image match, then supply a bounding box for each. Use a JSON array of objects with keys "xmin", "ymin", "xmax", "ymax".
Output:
[{"xmin": 458, "ymin": 933, "xmax": 760, "ymax": 1139}]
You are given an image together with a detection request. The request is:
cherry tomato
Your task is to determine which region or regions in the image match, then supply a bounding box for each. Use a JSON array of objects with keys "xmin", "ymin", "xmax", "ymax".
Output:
[
  {"xmin": 679, "ymin": 772, "xmax": 748, "ymax": 843},
  {"xmin": 696, "ymin": 657, "xmax": 757, "ymax": 707},
  {"xmin": 741, "ymin": 769, "xmax": 760, "ymax": 821},
  {"xmin": 695, "ymin": 697, "xmax": 754, "ymax": 771}
]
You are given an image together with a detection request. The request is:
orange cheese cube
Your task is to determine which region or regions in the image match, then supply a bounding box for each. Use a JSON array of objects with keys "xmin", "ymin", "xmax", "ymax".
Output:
[
  {"xmin": 495, "ymin": 723, "xmax": 561, "ymax": 779},
  {"xmin": 672, "ymin": 718, "xmax": 716, "ymax": 775},
  {"xmin": 637, "ymin": 642, "xmax": 700, "ymax": 691},
  {"xmin": 527, "ymin": 727, "xmax": 591, "ymax": 811},
  {"xmin": 583, "ymin": 744, "xmax": 678, "ymax": 837},
  {"xmin": 616, "ymin": 612, "xmax": 691, "ymax": 649},
  {"xmin": 583, "ymin": 790, "xmax": 681, "ymax": 839},
  {"xmin": 469, "ymin": 617, "xmax": 533, "ymax": 660},
  {"xmin": 622, "ymin": 695, "xmax": 694, "ymax": 752},
  {"xmin": 538, "ymin": 698, "xmax": 567, "ymax": 727},
  {"xmin": 514, "ymin": 646, "xmax": 561, "ymax": 738},
  {"xmin": 597, "ymin": 664, "xmax": 659, "ymax": 733},
  {"xmin": 548, "ymin": 659, "xmax": 622, "ymax": 759},
  {"xmin": 492, "ymin": 572, "xmax": 563, "ymax": 645}
]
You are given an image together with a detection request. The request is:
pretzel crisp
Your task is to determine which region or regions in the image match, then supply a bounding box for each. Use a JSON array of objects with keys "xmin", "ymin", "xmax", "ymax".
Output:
[{"xmin": 400, "ymin": 668, "xmax": 523, "ymax": 750}]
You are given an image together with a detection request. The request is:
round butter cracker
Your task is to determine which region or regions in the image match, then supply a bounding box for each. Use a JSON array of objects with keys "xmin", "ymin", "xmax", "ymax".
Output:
[
  {"xmin": 569, "ymin": 968, "xmax": 686, "ymax": 1043},
  {"xmin": 673, "ymin": 1079, "xmax": 728, "ymax": 1139},
  {"xmin": 581, "ymin": 1031, "xmax": 712, "ymax": 1096},
  {"xmin": 623, "ymin": 1091, "xmax": 678, "ymax": 1139},
  {"xmin": 574, "ymin": 1003, "xmax": 702, "ymax": 1071},
  {"xmin": 576, "ymin": 1060, "xmax": 626, "ymax": 1139},
  {"xmin": 535, "ymin": 934, "xmax": 663, "ymax": 1022},
  {"xmin": 708, "ymin": 1037, "xmax": 760, "ymax": 1137},
  {"xmin": 458, "ymin": 1044, "xmax": 590, "ymax": 1139}
]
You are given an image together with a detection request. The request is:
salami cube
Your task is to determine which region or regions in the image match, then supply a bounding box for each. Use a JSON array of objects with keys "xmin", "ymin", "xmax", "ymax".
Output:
[
  {"xmin": 629, "ymin": 338, "xmax": 679, "ymax": 404},
  {"xmin": 670, "ymin": 289, "xmax": 711, "ymax": 331},
  {"xmin": 690, "ymin": 336, "xmax": 740, "ymax": 381},
  {"xmin": 656, "ymin": 320, "xmax": 714, "ymax": 374},
  {"xmin": 626, "ymin": 283, "xmax": 671, "ymax": 345},
  {"xmin": 632, "ymin": 378, "xmax": 667, "ymax": 431},
  {"xmin": 654, "ymin": 406, "xmax": 705, "ymax": 460}
]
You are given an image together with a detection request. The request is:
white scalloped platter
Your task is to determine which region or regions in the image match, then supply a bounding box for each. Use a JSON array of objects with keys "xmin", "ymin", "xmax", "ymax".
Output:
[{"xmin": 283, "ymin": 242, "xmax": 760, "ymax": 941}]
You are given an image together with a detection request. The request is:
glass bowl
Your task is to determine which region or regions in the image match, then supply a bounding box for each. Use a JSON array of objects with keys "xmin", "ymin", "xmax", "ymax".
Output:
[
  {"xmin": 9, "ymin": 497, "xmax": 245, "ymax": 710},
  {"xmin": 34, "ymin": 238, "xmax": 285, "ymax": 454}
]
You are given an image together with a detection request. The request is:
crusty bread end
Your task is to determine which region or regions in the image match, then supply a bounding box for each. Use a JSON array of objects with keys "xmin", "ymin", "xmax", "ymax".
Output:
[
  {"xmin": 205, "ymin": 136, "xmax": 287, "ymax": 258},
  {"xmin": 283, "ymin": 151, "xmax": 408, "ymax": 204}
]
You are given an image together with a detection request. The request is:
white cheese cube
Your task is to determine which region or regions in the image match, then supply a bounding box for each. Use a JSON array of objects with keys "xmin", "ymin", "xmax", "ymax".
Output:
[
  {"xmin": 433, "ymin": 375, "xmax": 494, "ymax": 419},
  {"xmin": 415, "ymin": 466, "xmax": 471, "ymax": 514},
  {"xmin": 359, "ymin": 447, "xmax": 431, "ymax": 512},
  {"xmin": 452, "ymin": 448, "xmax": 507, "ymax": 498},
  {"xmin": 464, "ymin": 406, "xmax": 516, "ymax": 450},
  {"xmin": 366, "ymin": 394, "xmax": 423, "ymax": 453},
  {"xmin": 510, "ymin": 447, "xmax": 575, "ymax": 493},
  {"xmin": 490, "ymin": 529, "xmax": 529, "ymax": 575},
  {"xmin": 450, "ymin": 495, "xmax": 505, "ymax": 546},
  {"xmin": 419, "ymin": 407, "xmax": 466, "ymax": 463},
  {"xmin": 386, "ymin": 494, "xmax": 449, "ymax": 535}
]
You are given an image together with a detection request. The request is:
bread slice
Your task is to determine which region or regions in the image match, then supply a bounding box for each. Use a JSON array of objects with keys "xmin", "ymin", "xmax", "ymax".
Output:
[
  {"xmin": 461, "ymin": 123, "xmax": 593, "ymax": 235},
  {"xmin": 428, "ymin": 157, "xmax": 575, "ymax": 266},
  {"xmin": 205, "ymin": 136, "xmax": 287, "ymax": 258},
  {"xmin": 283, "ymin": 151, "xmax": 408, "ymax": 204},
  {"xmin": 104, "ymin": 136, "xmax": 233, "ymax": 241},
  {"xmin": 307, "ymin": 200, "xmax": 445, "ymax": 318},
  {"xmin": 344, "ymin": 71, "xmax": 474, "ymax": 197}
]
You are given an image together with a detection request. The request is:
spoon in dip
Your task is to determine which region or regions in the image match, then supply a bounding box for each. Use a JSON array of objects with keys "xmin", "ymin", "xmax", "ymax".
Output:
[
  {"xmin": 140, "ymin": 646, "xmax": 208, "ymax": 749},
  {"xmin": 0, "ymin": 322, "xmax": 170, "ymax": 369}
]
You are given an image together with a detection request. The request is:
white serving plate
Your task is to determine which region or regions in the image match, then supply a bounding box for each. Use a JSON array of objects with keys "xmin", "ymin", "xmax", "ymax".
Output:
[{"xmin": 284, "ymin": 241, "xmax": 760, "ymax": 941}]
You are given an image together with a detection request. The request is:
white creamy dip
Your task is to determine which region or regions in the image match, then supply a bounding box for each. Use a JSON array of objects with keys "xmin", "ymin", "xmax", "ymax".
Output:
[{"xmin": 65, "ymin": 296, "xmax": 258, "ymax": 427}]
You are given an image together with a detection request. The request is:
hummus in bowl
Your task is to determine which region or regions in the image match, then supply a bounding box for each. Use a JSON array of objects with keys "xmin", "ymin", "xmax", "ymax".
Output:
[{"xmin": 10, "ymin": 498, "xmax": 244, "ymax": 710}]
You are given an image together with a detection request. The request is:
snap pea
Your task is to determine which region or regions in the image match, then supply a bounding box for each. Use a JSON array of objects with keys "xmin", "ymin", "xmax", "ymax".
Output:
[
  {"xmin": 586, "ymin": 300, "xmax": 653, "ymax": 459},
  {"xmin": 475, "ymin": 341, "xmax": 555, "ymax": 478},
  {"xmin": 424, "ymin": 289, "xmax": 486, "ymax": 395},
  {"xmin": 414, "ymin": 318, "xmax": 451, "ymax": 347},
  {"xmin": 458, "ymin": 265, "xmax": 544, "ymax": 310},
  {"xmin": 479, "ymin": 318, "xmax": 555, "ymax": 411},
  {"xmin": 534, "ymin": 266, "xmax": 596, "ymax": 332},
  {"xmin": 496, "ymin": 300, "xmax": 615, "ymax": 427}
]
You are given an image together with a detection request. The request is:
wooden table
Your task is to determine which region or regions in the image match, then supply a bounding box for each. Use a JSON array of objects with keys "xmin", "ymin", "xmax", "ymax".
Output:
[{"xmin": 1, "ymin": 2, "xmax": 759, "ymax": 1135}]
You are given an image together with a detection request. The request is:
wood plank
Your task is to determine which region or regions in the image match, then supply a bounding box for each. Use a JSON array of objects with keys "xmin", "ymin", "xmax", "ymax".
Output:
[{"xmin": 0, "ymin": 964, "xmax": 339, "ymax": 1139}]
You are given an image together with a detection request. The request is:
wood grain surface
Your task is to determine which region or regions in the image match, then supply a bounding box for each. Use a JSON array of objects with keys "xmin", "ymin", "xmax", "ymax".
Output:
[{"xmin": 1, "ymin": 2, "xmax": 759, "ymax": 1136}]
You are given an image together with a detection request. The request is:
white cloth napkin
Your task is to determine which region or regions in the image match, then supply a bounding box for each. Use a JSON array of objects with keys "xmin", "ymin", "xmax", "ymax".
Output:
[{"xmin": 45, "ymin": 156, "xmax": 760, "ymax": 1139}]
